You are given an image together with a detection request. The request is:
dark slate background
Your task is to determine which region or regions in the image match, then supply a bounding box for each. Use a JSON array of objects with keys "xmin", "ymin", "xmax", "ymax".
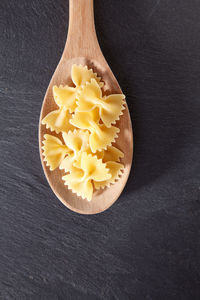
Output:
[{"xmin": 1, "ymin": 0, "xmax": 200, "ymax": 299}]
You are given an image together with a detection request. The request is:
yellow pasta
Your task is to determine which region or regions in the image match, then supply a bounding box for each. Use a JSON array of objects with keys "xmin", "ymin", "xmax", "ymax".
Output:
[
  {"xmin": 41, "ymin": 64, "xmax": 125, "ymax": 201},
  {"xmin": 77, "ymin": 79, "xmax": 125, "ymax": 127},
  {"xmin": 59, "ymin": 130, "xmax": 90, "ymax": 173},
  {"xmin": 42, "ymin": 134, "xmax": 70, "ymax": 171},
  {"xmin": 102, "ymin": 145, "xmax": 124, "ymax": 163},
  {"xmin": 71, "ymin": 64, "xmax": 103, "ymax": 88},
  {"xmin": 93, "ymin": 146, "xmax": 124, "ymax": 189},
  {"xmin": 42, "ymin": 107, "xmax": 74, "ymax": 134},
  {"xmin": 94, "ymin": 161, "xmax": 124, "ymax": 189},
  {"xmin": 53, "ymin": 86, "xmax": 78, "ymax": 113},
  {"xmin": 62, "ymin": 152, "xmax": 111, "ymax": 201},
  {"xmin": 53, "ymin": 65, "xmax": 103, "ymax": 113},
  {"xmin": 70, "ymin": 108, "xmax": 120, "ymax": 152}
]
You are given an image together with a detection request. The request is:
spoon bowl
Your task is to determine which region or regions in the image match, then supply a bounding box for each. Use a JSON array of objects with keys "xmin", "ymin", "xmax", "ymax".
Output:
[{"xmin": 39, "ymin": 0, "xmax": 133, "ymax": 214}]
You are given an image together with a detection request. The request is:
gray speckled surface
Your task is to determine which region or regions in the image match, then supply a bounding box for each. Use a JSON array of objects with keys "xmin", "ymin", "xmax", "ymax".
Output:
[{"xmin": 0, "ymin": 0, "xmax": 200, "ymax": 299}]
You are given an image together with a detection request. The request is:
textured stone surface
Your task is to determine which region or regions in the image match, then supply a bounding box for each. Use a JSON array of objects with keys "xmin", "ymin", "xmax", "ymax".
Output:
[{"xmin": 0, "ymin": 0, "xmax": 200, "ymax": 299}]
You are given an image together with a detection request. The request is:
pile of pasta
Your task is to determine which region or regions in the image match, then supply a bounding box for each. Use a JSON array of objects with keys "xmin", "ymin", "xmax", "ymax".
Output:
[{"xmin": 42, "ymin": 65, "xmax": 125, "ymax": 201}]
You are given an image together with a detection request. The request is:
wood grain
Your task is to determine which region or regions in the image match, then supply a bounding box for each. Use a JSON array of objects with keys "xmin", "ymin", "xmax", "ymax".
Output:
[{"xmin": 39, "ymin": 0, "xmax": 133, "ymax": 214}]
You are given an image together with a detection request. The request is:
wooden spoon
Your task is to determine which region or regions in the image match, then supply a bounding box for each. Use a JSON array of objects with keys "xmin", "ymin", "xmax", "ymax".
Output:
[{"xmin": 39, "ymin": 0, "xmax": 133, "ymax": 214}]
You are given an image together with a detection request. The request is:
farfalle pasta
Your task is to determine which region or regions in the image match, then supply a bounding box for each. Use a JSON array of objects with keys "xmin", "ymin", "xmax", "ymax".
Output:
[
  {"xmin": 42, "ymin": 107, "xmax": 74, "ymax": 134},
  {"xmin": 42, "ymin": 134, "xmax": 70, "ymax": 171},
  {"xmin": 77, "ymin": 78, "xmax": 125, "ymax": 127},
  {"xmin": 60, "ymin": 130, "xmax": 90, "ymax": 173},
  {"xmin": 70, "ymin": 108, "xmax": 120, "ymax": 152},
  {"xmin": 53, "ymin": 65, "xmax": 103, "ymax": 113},
  {"xmin": 42, "ymin": 64, "xmax": 125, "ymax": 201},
  {"xmin": 94, "ymin": 161, "xmax": 124, "ymax": 190},
  {"xmin": 62, "ymin": 152, "xmax": 111, "ymax": 201}
]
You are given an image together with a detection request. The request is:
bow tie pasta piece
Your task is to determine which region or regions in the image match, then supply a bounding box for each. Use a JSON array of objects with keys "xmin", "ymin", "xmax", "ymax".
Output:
[
  {"xmin": 42, "ymin": 134, "xmax": 70, "ymax": 171},
  {"xmin": 102, "ymin": 146, "xmax": 124, "ymax": 163},
  {"xmin": 53, "ymin": 86, "xmax": 77, "ymax": 113},
  {"xmin": 77, "ymin": 79, "xmax": 125, "ymax": 127},
  {"xmin": 74, "ymin": 152, "xmax": 111, "ymax": 182},
  {"xmin": 93, "ymin": 146, "xmax": 124, "ymax": 189},
  {"xmin": 63, "ymin": 172, "xmax": 96, "ymax": 201},
  {"xmin": 63, "ymin": 175, "xmax": 94, "ymax": 201},
  {"xmin": 71, "ymin": 64, "xmax": 103, "ymax": 88},
  {"xmin": 86, "ymin": 147, "xmax": 121, "ymax": 162},
  {"xmin": 89, "ymin": 124, "xmax": 119, "ymax": 153},
  {"xmin": 70, "ymin": 107, "xmax": 100, "ymax": 129},
  {"xmin": 59, "ymin": 130, "xmax": 90, "ymax": 173},
  {"xmin": 59, "ymin": 155, "xmax": 77, "ymax": 174},
  {"xmin": 70, "ymin": 109, "xmax": 120, "ymax": 152},
  {"xmin": 62, "ymin": 152, "xmax": 111, "ymax": 201},
  {"xmin": 42, "ymin": 107, "xmax": 74, "ymax": 134},
  {"xmin": 62, "ymin": 130, "xmax": 90, "ymax": 157},
  {"xmin": 53, "ymin": 65, "xmax": 103, "ymax": 113},
  {"xmin": 62, "ymin": 165, "xmax": 88, "ymax": 198},
  {"xmin": 76, "ymin": 78, "xmax": 102, "ymax": 112},
  {"xmin": 94, "ymin": 162, "xmax": 124, "ymax": 190}
]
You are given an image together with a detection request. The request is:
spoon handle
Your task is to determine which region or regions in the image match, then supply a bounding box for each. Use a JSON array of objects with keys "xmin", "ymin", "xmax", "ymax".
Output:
[{"xmin": 64, "ymin": 0, "xmax": 102, "ymax": 58}]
